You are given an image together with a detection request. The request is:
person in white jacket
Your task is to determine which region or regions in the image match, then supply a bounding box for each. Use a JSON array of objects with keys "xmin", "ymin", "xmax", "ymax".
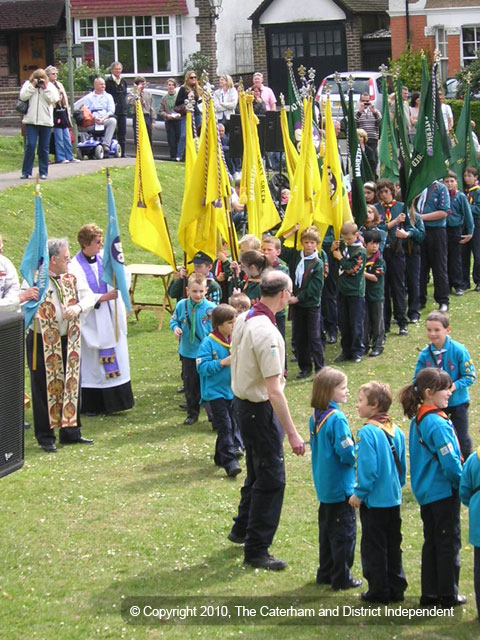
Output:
[{"xmin": 19, "ymin": 68, "xmax": 59, "ymax": 180}]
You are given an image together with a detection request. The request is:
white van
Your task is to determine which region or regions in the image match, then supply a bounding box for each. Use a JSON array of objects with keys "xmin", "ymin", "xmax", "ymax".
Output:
[{"xmin": 315, "ymin": 71, "xmax": 393, "ymax": 121}]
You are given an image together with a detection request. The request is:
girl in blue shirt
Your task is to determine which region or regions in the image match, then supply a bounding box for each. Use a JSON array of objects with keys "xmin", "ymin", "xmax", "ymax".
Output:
[
  {"xmin": 400, "ymin": 368, "xmax": 464, "ymax": 608},
  {"xmin": 309, "ymin": 367, "xmax": 361, "ymax": 591}
]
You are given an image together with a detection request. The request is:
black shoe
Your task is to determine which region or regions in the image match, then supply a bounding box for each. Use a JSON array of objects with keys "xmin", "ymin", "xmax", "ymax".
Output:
[
  {"xmin": 234, "ymin": 447, "xmax": 244, "ymax": 460},
  {"xmin": 326, "ymin": 334, "xmax": 337, "ymax": 344},
  {"xmin": 333, "ymin": 578, "xmax": 362, "ymax": 591},
  {"xmin": 361, "ymin": 591, "xmax": 389, "ymax": 604},
  {"xmin": 334, "ymin": 354, "xmax": 348, "ymax": 363},
  {"xmin": 228, "ymin": 531, "xmax": 245, "ymax": 544},
  {"xmin": 390, "ymin": 592, "xmax": 405, "ymax": 602},
  {"xmin": 61, "ymin": 437, "xmax": 94, "ymax": 445},
  {"xmin": 178, "ymin": 402, "xmax": 188, "ymax": 410},
  {"xmin": 177, "ymin": 386, "xmax": 185, "ymax": 393},
  {"xmin": 455, "ymin": 288, "xmax": 464, "ymax": 296},
  {"xmin": 244, "ymin": 554, "xmax": 287, "ymax": 571},
  {"xmin": 226, "ymin": 464, "xmax": 242, "ymax": 477},
  {"xmin": 296, "ymin": 370, "xmax": 312, "ymax": 380},
  {"xmin": 409, "ymin": 316, "xmax": 420, "ymax": 324},
  {"xmin": 439, "ymin": 303, "xmax": 449, "ymax": 312},
  {"xmin": 183, "ymin": 415, "xmax": 198, "ymax": 425},
  {"xmin": 369, "ymin": 349, "xmax": 382, "ymax": 357},
  {"xmin": 41, "ymin": 443, "xmax": 57, "ymax": 453},
  {"xmin": 316, "ymin": 577, "xmax": 331, "ymax": 585},
  {"xmin": 419, "ymin": 595, "xmax": 438, "ymax": 607},
  {"xmin": 353, "ymin": 356, "xmax": 362, "ymax": 363},
  {"xmin": 439, "ymin": 594, "xmax": 467, "ymax": 608},
  {"xmin": 20, "ymin": 174, "xmax": 31, "ymax": 179},
  {"xmin": 399, "ymin": 327, "xmax": 408, "ymax": 336}
]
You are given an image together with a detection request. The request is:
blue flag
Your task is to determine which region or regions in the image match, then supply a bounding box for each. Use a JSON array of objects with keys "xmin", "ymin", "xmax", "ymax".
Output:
[
  {"xmin": 102, "ymin": 178, "xmax": 131, "ymax": 311},
  {"xmin": 20, "ymin": 189, "xmax": 49, "ymax": 328}
]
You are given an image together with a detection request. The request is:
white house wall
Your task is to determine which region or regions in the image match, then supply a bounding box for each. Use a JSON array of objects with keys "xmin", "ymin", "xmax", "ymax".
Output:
[
  {"xmin": 183, "ymin": 0, "xmax": 200, "ymax": 63},
  {"xmin": 259, "ymin": 0, "xmax": 346, "ymax": 24},
  {"xmin": 215, "ymin": 0, "xmax": 259, "ymax": 75}
]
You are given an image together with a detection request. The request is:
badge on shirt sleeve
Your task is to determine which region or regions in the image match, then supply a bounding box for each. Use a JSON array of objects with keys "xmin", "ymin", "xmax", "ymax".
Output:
[
  {"xmin": 341, "ymin": 435, "xmax": 353, "ymax": 448},
  {"xmin": 439, "ymin": 442, "xmax": 454, "ymax": 456},
  {"xmin": 196, "ymin": 357, "xmax": 202, "ymax": 365}
]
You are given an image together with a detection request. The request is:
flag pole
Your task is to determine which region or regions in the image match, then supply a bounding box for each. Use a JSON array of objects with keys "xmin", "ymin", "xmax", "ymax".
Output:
[
  {"xmin": 32, "ymin": 173, "xmax": 42, "ymax": 371},
  {"xmin": 106, "ymin": 167, "xmax": 119, "ymax": 342}
]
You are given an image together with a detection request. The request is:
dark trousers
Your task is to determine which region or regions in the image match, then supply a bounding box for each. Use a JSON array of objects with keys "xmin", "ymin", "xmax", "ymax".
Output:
[
  {"xmin": 420, "ymin": 492, "xmax": 461, "ymax": 600},
  {"xmin": 464, "ymin": 218, "xmax": 480, "ymax": 287},
  {"xmin": 115, "ymin": 114, "xmax": 127, "ymax": 156},
  {"xmin": 211, "ymin": 398, "xmax": 242, "ymax": 471},
  {"xmin": 26, "ymin": 331, "xmax": 81, "ymax": 446},
  {"xmin": 420, "ymin": 227, "xmax": 450, "ymax": 306},
  {"xmin": 292, "ymin": 305, "xmax": 324, "ymax": 373},
  {"xmin": 165, "ymin": 119, "xmax": 181, "ymax": 159},
  {"xmin": 360, "ymin": 504, "xmax": 408, "ymax": 601},
  {"xmin": 446, "ymin": 402, "xmax": 472, "ymax": 460},
  {"xmin": 231, "ymin": 398, "xmax": 286, "ymax": 558},
  {"xmin": 474, "ymin": 546, "xmax": 480, "ymax": 618},
  {"xmin": 321, "ymin": 247, "xmax": 339, "ymax": 339},
  {"xmin": 383, "ymin": 247, "xmax": 408, "ymax": 330},
  {"xmin": 365, "ymin": 299, "xmax": 385, "ymax": 352},
  {"xmin": 275, "ymin": 313, "xmax": 287, "ymax": 371},
  {"xmin": 405, "ymin": 244, "xmax": 422, "ymax": 321},
  {"xmin": 181, "ymin": 356, "xmax": 201, "ymax": 419},
  {"xmin": 338, "ymin": 294, "xmax": 365, "ymax": 359},
  {"xmin": 317, "ymin": 500, "xmax": 356, "ymax": 589},
  {"xmin": 447, "ymin": 226, "xmax": 464, "ymax": 290}
]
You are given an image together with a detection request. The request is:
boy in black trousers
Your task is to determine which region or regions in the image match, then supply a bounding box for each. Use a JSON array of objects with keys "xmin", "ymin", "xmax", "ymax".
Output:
[{"xmin": 363, "ymin": 229, "xmax": 385, "ymax": 357}]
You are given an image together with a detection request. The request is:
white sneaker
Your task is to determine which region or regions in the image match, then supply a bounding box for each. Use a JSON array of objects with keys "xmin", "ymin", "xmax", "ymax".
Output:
[{"xmin": 61, "ymin": 159, "xmax": 69, "ymax": 164}]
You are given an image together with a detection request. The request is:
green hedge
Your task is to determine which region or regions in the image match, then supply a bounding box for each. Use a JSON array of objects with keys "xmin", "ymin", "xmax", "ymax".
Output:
[{"xmin": 447, "ymin": 99, "xmax": 480, "ymax": 129}]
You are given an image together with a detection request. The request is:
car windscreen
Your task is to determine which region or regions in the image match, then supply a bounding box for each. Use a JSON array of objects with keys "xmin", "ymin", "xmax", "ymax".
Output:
[{"xmin": 323, "ymin": 77, "xmax": 371, "ymax": 94}]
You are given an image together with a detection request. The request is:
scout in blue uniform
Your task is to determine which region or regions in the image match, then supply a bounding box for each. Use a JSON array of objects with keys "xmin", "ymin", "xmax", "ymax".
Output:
[
  {"xmin": 375, "ymin": 179, "xmax": 409, "ymax": 335},
  {"xmin": 309, "ymin": 367, "xmax": 361, "ymax": 591},
  {"xmin": 170, "ymin": 273, "xmax": 215, "ymax": 424},
  {"xmin": 443, "ymin": 171, "xmax": 474, "ymax": 295},
  {"xmin": 414, "ymin": 310, "xmax": 476, "ymax": 459},
  {"xmin": 349, "ymin": 381, "xmax": 407, "ymax": 603},
  {"xmin": 400, "ymin": 368, "xmax": 465, "ymax": 608},
  {"xmin": 459, "ymin": 447, "xmax": 480, "ymax": 619},
  {"xmin": 416, "ymin": 180, "xmax": 451, "ymax": 311},
  {"xmin": 462, "ymin": 166, "xmax": 480, "ymax": 291},
  {"xmin": 197, "ymin": 304, "xmax": 243, "ymax": 477}
]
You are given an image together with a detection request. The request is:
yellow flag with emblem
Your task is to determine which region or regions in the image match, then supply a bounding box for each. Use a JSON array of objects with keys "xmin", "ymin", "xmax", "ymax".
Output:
[{"xmin": 129, "ymin": 100, "xmax": 176, "ymax": 269}]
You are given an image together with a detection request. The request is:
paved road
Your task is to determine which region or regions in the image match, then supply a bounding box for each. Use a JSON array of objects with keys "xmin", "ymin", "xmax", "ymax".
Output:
[{"xmin": 0, "ymin": 156, "xmax": 137, "ymax": 192}]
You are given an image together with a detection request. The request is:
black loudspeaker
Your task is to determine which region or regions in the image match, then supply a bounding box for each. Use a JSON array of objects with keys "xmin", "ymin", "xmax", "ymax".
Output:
[
  {"xmin": 0, "ymin": 312, "xmax": 24, "ymax": 478},
  {"xmin": 228, "ymin": 114, "xmax": 243, "ymax": 158},
  {"xmin": 264, "ymin": 110, "xmax": 283, "ymax": 152}
]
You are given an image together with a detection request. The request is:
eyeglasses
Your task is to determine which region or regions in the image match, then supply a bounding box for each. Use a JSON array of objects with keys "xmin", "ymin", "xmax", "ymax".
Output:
[{"xmin": 190, "ymin": 75, "xmax": 197, "ymax": 79}]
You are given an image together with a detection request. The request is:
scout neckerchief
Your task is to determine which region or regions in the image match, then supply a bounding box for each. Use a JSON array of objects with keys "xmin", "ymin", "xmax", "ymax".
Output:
[
  {"xmin": 380, "ymin": 199, "xmax": 396, "ymax": 223},
  {"xmin": 466, "ymin": 184, "xmax": 480, "ymax": 205},
  {"xmin": 365, "ymin": 250, "xmax": 381, "ymax": 271},
  {"xmin": 312, "ymin": 405, "xmax": 338, "ymax": 435},
  {"xmin": 428, "ymin": 339, "xmax": 448, "ymax": 369},
  {"xmin": 184, "ymin": 297, "xmax": 203, "ymax": 344},
  {"xmin": 294, "ymin": 249, "xmax": 319, "ymax": 288},
  {"xmin": 448, "ymin": 188, "xmax": 458, "ymax": 217},
  {"xmin": 364, "ymin": 413, "xmax": 402, "ymax": 476},
  {"xmin": 210, "ymin": 329, "xmax": 231, "ymax": 349},
  {"xmin": 76, "ymin": 251, "xmax": 120, "ymax": 379},
  {"xmin": 415, "ymin": 404, "xmax": 464, "ymax": 464},
  {"xmin": 245, "ymin": 300, "xmax": 277, "ymax": 326},
  {"xmin": 37, "ymin": 273, "xmax": 81, "ymax": 429}
]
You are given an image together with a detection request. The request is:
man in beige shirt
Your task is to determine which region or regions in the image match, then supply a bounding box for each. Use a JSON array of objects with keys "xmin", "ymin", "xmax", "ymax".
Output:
[{"xmin": 229, "ymin": 269, "xmax": 305, "ymax": 570}]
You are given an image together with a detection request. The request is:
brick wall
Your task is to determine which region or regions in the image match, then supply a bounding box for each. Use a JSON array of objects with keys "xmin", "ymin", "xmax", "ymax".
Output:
[
  {"xmin": 391, "ymin": 15, "xmax": 434, "ymax": 59},
  {"xmin": 346, "ymin": 16, "xmax": 362, "ymax": 70},
  {"xmin": 194, "ymin": 0, "xmax": 219, "ymax": 85},
  {"xmin": 447, "ymin": 34, "xmax": 461, "ymax": 76},
  {"xmin": 251, "ymin": 24, "xmax": 268, "ymax": 85}
]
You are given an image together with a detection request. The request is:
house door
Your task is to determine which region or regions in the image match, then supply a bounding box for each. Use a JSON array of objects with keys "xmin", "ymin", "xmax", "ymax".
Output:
[
  {"xmin": 18, "ymin": 32, "xmax": 46, "ymax": 83},
  {"xmin": 266, "ymin": 22, "xmax": 347, "ymax": 101}
]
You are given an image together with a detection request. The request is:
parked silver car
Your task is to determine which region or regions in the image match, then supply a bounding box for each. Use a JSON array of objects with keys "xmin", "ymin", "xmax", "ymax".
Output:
[
  {"xmin": 315, "ymin": 71, "xmax": 393, "ymax": 121},
  {"xmin": 74, "ymin": 87, "xmax": 170, "ymax": 158}
]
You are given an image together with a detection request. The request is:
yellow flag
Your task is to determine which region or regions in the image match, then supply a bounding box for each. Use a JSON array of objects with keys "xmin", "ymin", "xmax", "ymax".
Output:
[
  {"xmin": 276, "ymin": 97, "xmax": 321, "ymax": 247},
  {"xmin": 178, "ymin": 96, "xmax": 237, "ymax": 261},
  {"xmin": 178, "ymin": 110, "xmax": 199, "ymax": 265},
  {"xmin": 314, "ymin": 97, "xmax": 352, "ymax": 240},
  {"xmin": 129, "ymin": 101, "xmax": 176, "ymax": 269},
  {"xmin": 280, "ymin": 105, "xmax": 299, "ymax": 185},
  {"xmin": 238, "ymin": 91, "xmax": 280, "ymax": 238}
]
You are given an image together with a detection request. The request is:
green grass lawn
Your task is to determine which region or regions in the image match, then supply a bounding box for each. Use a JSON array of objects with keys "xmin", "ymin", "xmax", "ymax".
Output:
[
  {"xmin": 1, "ymin": 155, "xmax": 480, "ymax": 639},
  {"xmin": 0, "ymin": 133, "xmax": 25, "ymax": 173}
]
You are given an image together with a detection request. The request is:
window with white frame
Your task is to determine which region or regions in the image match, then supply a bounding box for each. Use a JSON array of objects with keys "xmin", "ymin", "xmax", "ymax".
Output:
[
  {"xmin": 462, "ymin": 26, "xmax": 480, "ymax": 64},
  {"xmin": 74, "ymin": 15, "xmax": 182, "ymax": 75},
  {"xmin": 435, "ymin": 27, "xmax": 448, "ymax": 80}
]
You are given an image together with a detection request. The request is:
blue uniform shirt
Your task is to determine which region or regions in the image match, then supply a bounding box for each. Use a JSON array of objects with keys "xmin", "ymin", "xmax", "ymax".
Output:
[
  {"xmin": 310, "ymin": 402, "xmax": 355, "ymax": 503},
  {"xmin": 409, "ymin": 408, "xmax": 462, "ymax": 506},
  {"xmin": 414, "ymin": 335, "xmax": 476, "ymax": 407},
  {"xmin": 170, "ymin": 297, "xmax": 215, "ymax": 358},
  {"xmin": 196, "ymin": 333, "xmax": 233, "ymax": 401},
  {"xmin": 460, "ymin": 448, "xmax": 480, "ymax": 547},
  {"xmin": 353, "ymin": 420, "xmax": 406, "ymax": 508},
  {"xmin": 447, "ymin": 190, "xmax": 474, "ymax": 234},
  {"xmin": 421, "ymin": 181, "xmax": 450, "ymax": 228}
]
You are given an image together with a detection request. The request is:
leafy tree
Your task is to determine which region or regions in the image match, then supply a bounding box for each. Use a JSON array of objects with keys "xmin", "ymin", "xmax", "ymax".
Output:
[
  {"xmin": 183, "ymin": 52, "xmax": 211, "ymax": 81},
  {"xmin": 56, "ymin": 60, "xmax": 109, "ymax": 92},
  {"xmin": 388, "ymin": 45, "xmax": 425, "ymax": 92},
  {"xmin": 456, "ymin": 54, "xmax": 480, "ymax": 97}
]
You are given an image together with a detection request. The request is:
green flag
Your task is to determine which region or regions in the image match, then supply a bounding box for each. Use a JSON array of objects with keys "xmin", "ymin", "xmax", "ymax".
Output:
[
  {"xmin": 286, "ymin": 59, "xmax": 303, "ymax": 144},
  {"xmin": 346, "ymin": 88, "xmax": 368, "ymax": 227},
  {"xmin": 394, "ymin": 77, "xmax": 411, "ymax": 197},
  {"xmin": 379, "ymin": 75, "xmax": 400, "ymax": 182},
  {"xmin": 449, "ymin": 83, "xmax": 478, "ymax": 190},
  {"xmin": 403, "ymin": 57, "xmax": 448, "ymax": 208}
]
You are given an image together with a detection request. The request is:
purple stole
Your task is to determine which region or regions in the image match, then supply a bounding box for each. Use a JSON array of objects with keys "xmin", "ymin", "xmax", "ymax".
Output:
[{"xmin": 76, "ymin": 252, "xmax": 120, "ymax": 379}]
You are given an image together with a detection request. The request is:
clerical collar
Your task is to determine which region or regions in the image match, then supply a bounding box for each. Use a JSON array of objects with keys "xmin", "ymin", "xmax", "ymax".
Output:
[{"xmin": 82, "ymin": 253, "xmax": 97, "ymax": 264}]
